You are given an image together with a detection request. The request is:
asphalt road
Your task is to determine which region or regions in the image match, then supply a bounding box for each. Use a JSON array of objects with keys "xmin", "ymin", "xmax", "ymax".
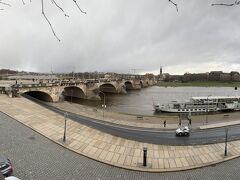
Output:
[
  {"xmin": 22, "ymin": 94, "xmax": 240, "ymax": 145},
  {"xmin": 64, "ymin": 113, "xmax": 240, "ymax": 145},
  {"xmin": 2, "ymin": 111, "xmax": 240, "ymax": 180}
]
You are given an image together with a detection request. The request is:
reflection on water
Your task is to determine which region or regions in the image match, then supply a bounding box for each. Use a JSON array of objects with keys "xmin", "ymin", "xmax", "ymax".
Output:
[{"xmin": 64, "ymin": 86, "xmax": 239, "ymax": 116}]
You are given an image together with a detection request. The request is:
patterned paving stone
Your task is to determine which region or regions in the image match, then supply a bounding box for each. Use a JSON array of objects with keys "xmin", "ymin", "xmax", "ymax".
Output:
[{"xmin": 2, "ymin": 95, "xmax": 240, "ymax": 176}]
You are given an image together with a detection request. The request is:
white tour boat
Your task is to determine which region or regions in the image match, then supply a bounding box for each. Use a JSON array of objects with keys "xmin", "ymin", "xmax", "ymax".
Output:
[{"xmin": 153, "ymin": 96, "xmax": 240, "ymax": 113}]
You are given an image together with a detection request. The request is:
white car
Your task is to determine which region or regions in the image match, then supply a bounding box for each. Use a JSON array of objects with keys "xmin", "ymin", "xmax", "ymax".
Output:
[
  {"xmin": 5, "ymin": 176, "xmax": 21, "ymax": 180},
  {"xmin": 176, "ymin": 126, "xmax": 190, "ymax": 136}
]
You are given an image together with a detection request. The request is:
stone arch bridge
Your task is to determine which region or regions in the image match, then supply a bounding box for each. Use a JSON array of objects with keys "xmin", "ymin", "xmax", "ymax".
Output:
[{"xmin": 7, "ymin": 79, "xmax": 155, "ymax": 102}]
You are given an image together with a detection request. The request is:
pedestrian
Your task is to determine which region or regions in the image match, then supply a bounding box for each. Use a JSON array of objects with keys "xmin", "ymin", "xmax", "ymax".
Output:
[
  {"xmin": 189, "ymin": 118, "xmax": 192, "ymax": 126},
  {"xmin": 163, "ymin": 120, "xmax": 166, "ymax": 127}
]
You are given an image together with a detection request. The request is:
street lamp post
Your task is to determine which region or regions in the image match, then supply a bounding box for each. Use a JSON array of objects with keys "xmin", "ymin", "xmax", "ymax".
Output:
[
  {"xmin": 143, "ymin": 147, "xmax": 147, "ymax": 167},
  {"xmin": 206, "ymin": 95, "xmax": 211, "ymax": 124},
  {"xmin": 63, "ymin": 112, "xmax": 68, "ymax": 143},
  {"xmin": 225, "ymin": 128, "xmax": 228, "ymax": 156},
  {"xmin": 99, "ymin": 91, "xmax": 106, "ymax": 120}
]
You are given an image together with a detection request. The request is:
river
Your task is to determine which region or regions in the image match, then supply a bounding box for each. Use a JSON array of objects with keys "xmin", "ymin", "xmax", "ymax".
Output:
[{"xmin": 67, "ymin": 86, "xmax": 240, "ymax": 116}]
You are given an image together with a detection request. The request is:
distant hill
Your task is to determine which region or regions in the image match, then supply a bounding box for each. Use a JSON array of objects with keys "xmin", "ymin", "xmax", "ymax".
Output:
[{"xmin": 0, "ymin": 69, "xmax": 18, "ymax": 75}]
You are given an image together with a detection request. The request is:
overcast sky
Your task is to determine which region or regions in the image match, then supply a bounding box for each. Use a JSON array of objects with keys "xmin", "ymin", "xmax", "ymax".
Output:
[{"xmin": 0, "ymin": 0, "xmax": 240, "ymax": 75}]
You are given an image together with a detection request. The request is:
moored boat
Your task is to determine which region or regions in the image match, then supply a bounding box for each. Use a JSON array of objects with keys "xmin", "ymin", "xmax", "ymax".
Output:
[{"xmin": 153, "ymin": 96, "xmax": 240, "ymax": 113}]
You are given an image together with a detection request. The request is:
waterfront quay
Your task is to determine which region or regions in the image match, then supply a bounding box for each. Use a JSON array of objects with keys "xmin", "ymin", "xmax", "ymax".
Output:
[
  {"xmin": 2, "ymin": 112, "xmax": 240, "ymax": 180},
  {"xmin": 2, "ymin": 94, "xmax": 240, "ymax": 174}
]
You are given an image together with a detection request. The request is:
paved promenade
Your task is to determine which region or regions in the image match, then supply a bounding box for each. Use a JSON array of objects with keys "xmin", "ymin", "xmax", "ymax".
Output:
[
  {"xmin": 0, "ymin": 112, "xmax": 240, "ymax": 180},
  {"xmin": 1, "ymin": 95, "xmax": 240, "ymax": 172},
  {"xmin": 2, "ymin": 112, "xmax": 240, "ymax": 180},
  {"xmin": 52, "ymin": 101, "xmax": 240, "ymax": 130}
]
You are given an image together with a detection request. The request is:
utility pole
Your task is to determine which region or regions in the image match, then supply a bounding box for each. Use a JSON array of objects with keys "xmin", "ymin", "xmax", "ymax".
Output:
[
  {"xmin": 129, "ymin": 69, "xmax": 143, "ymax": 80},
  {"xmin": 130, "ymin": 69, "xmax": 143, "ymax": 75},
  {"xmin": 51, "ymin": 65, "xmax": 53, "ymax": 81}
]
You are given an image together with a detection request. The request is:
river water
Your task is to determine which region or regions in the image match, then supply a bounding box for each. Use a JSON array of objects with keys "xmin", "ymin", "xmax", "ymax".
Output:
[{"xmin": 69, "ymin": 86, "xmax": 240, "ymax": 116}]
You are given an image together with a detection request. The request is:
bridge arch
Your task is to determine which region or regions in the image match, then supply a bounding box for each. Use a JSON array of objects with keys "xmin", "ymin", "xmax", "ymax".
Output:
[
  {"xmin": 140, "ymin": 80, "xmax": 149, "ymax": 88},
  {"xmin": 63, "ymin": 86, "xmax": 86, "ymax": 99},
  {"xmin": 124, "ymin": 81, "xmax": 133, "ymax": 90},
  {"xmin": 99, "ymin": 83, "xmax": 117, "ymax": 93},
  {"xmin": 23, "ymin": 90, "xmax": 53, "ymax": 102}
]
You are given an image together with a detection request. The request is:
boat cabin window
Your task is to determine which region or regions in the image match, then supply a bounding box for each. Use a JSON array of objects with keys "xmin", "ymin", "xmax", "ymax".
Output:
[{"xmin": 173, "ymin": 104, "xmax": 180, "ymax": 109}]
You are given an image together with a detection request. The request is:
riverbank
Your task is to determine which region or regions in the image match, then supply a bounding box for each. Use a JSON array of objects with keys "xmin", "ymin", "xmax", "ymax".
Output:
[
  {"xmin": 2, "ymin": 94, "xmax": 240, "ymax": 172},
  {"xmin": 50, "ymin": 100, "xmax": 240, "ymax": 130},
  {"xmin": 157, "ymin": 81, "xmax": 240, "ymax": 87}
]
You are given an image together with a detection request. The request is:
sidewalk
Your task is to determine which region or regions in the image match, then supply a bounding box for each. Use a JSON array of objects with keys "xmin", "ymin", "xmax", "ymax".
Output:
[
  {"xmin": 200, "ymin": 120, "xmax": 240, "ymax": 129},
  {"xmin": 1, "ymin": 95, "xmax": 240, "ymax": 172},
  {"xmin": 51, "ymin": 101, "xmax": 240, "ymax": 130},
  {"xmin": 51, "ymin": 101, "xmax": 180, "ymax": 129}
]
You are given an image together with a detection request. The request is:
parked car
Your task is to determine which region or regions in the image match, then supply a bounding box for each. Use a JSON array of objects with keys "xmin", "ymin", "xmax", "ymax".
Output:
[
  {"xmin": 176, "ymin": 126, "xmax": 190, "ymax": 136},
  {"xmin": 5, "ymin": 176, "xmax": 21, "ymax": 180},
  {"xmin": 0, "ymin": 156, "xmax": 12, "ymax": 177}
]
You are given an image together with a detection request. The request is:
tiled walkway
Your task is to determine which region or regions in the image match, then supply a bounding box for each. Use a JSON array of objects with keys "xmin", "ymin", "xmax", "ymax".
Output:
[{"xmin": 1, "ymin": 95, "xmax": 240, "ymax": 172}]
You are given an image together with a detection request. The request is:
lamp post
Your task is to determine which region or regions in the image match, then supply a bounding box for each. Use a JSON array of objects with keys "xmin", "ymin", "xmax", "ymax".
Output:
[
  {"xmin": 225, "ymin": 128, "xmax": 228, "ymax": 156},
  {"xmin": 206, "ymin": 95, "xmax": 211, "ymax": 124},
  {"xmin": 63, "ymin": 112, "xmax": 68, "ymax": 143},
  {"xmin": 99, "ymin": 91, "xmax": 106, "ymax": 120},
  {"xmin": 143, "ymin": 147, "xmax": 147, "ymax": 167}
]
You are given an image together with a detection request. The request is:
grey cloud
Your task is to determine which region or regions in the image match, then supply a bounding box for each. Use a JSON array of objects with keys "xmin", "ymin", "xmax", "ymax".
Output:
[{"xmin": 0, "ymin": 0, "xmax": 240, "ymax": 74}]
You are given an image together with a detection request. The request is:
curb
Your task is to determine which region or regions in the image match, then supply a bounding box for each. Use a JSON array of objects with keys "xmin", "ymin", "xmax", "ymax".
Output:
[
  {"xmin": 2, "ymin": 111, "xmax": 240, "ymax": 173},
  {"xmin": 200, "ymin": 121, "xmax": 240, "ymax": 130}
]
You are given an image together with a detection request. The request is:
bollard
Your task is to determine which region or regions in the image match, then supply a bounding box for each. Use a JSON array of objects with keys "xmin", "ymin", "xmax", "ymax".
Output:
[{"xmin": 143, "ymin": 147, "xmax": 147, "ymax": 167}]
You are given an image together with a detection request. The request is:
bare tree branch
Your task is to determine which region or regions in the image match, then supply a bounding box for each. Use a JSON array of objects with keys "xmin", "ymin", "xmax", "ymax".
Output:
[
  {"xmin": 1, "ymin": 0, "xmax": 87, "ymax": 42},
  {"xmin": 73, "ymin": 0, "xmax": 87, "ymax": 14},
  {"xmin": 0, "ymin": 1, "xmax": 11, "ymax": 7},
  {"xmin": 212, "ymin": 0, "xmax": 240, "ymax": 6},
  {"xmin": 41, "ymin": 0, "xmax": 61, "ymax": 42},
  {"xmin": 51, "ymin": 0, "xmax": 69, "ymax": 17},
  {"xmin": 212, "ymin": 3, "xmax": 234, "ymax": 6},
  {"xmin": 169, "ymin": 0, "xmax": 178, "ymax": 12}
]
